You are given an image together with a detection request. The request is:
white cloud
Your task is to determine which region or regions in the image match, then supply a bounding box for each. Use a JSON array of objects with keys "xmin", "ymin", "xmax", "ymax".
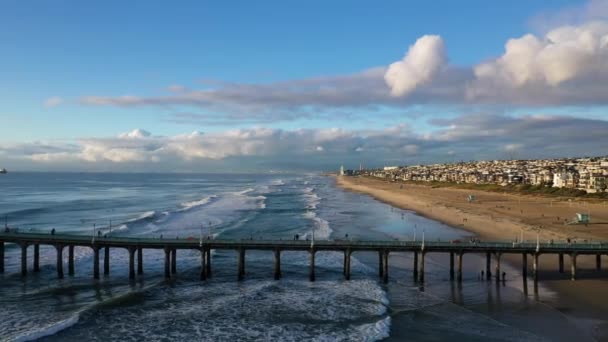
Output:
[
  {"xmin": 43, "ymin": 97, "xmax": 63, "ymax": 108},
  {"xmin": 384, "ymin": 35, "xmax": 447, "ymax": 97}
]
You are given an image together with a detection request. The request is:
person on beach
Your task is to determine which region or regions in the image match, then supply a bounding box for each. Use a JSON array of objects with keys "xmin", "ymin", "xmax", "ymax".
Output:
[{"xmin": 51, "ymin": 228, "xmax": 55, "ymax": 235}]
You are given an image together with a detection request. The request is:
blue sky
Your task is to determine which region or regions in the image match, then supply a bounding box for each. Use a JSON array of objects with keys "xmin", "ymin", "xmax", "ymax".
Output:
[{"xmin": 1, "ymin": 0, "xmax": 608, "ymax": 171}]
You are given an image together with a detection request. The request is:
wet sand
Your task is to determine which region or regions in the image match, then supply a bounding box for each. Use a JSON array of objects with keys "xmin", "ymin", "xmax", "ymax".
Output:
[{"xmin": 336, "ymin": 176, "xmax": 608, "ymax": 341}]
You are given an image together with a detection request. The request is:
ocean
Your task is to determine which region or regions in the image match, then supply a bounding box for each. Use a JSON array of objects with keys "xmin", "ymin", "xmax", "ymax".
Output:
[{"xmin": 0, "ymin": 173, "xmax": 595, "ymax": 341}]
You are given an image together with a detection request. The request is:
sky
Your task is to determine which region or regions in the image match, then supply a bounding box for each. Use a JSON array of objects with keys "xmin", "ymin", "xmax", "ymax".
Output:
[{"xmin": 1, "ymin": 0, "xmax": 608, "ymax": 172}]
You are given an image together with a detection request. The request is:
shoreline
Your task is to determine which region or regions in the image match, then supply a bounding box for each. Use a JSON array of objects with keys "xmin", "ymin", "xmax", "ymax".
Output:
[{"xmin": 335, "ymin": 175, "xmax": 608, "ymax": 340}]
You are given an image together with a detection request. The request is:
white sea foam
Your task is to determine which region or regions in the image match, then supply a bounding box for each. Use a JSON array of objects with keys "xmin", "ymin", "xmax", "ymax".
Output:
[
  {"xmin": 179, "ymin": 195, "xmax": 217, "ymax": 211},
  {"xmin": 126, "ymin": 210, "xmax": 156, "ymax": 222},
  {"xmin": 302, "ymin": 211, "xmax": 332, "ymax": 240},
  {"xmin": 13, "ymin": 313, "xmax": 81, "ymax": 342}
]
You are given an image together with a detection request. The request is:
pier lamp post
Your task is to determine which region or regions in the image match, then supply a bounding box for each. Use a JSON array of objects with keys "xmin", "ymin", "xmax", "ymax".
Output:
[
  {"xmin": 421, "ymin": 228, "xmax": 425, "ymax": 251},
  {"xmin": 200, "ymin": 224, "xmax": 203, "ymax": 247},
  {"xmin": 92, "ymin": 223, "xmax": 96, "ymax": 244},
  {"xmin": 413, "ymin": 224, "xmax": 417, "ymax": 242},
  {"xmin": 208, "ymin": 221, "xmax": 212, "ymax": 240},
  {"xmin": 109, "ymin": 220, "xmax": 112, "ymax": 237}
]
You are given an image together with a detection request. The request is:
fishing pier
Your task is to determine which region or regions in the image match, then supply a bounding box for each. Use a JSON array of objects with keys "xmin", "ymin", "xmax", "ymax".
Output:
[{"xmin": 1, "ymin": 231, "xmax": 607, "ymax": 291}]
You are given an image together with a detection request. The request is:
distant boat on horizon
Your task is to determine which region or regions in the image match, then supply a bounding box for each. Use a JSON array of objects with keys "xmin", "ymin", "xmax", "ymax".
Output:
[{"xmin": 0, "ymin": 168, "xmax": 7, "ymax": 174}]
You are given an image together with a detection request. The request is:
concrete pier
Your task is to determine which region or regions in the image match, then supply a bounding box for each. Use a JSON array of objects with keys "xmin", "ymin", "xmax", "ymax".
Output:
[
  {"xmin": 457, "ymin": 252, "xmax": 463, "ymax": 282},
  {"xmin": 309, "ymin": 250, "xmax": 316, "ymax": 282},
  {"xmin": 56, "ymin": 245, "xmax": 64, "ymax": 279},
  {"xmin": 274, "ymin": 249, "xmax": 281, "ymax": 280},
  {"xmin": 164, "ymin": 248, "xmax": 171, "ymax": 279},
  {"xmin": 93, "ymin": 246, "xmax": 100, "ymax": 279},
  {"xmin": 571, "ymin": 253, "xmax": 577, "ymax": 281},
  {"xmin": 128, "ymin": 248, "xmax": 135, "ymax": 280},
  {"xmin": 205, "ymin": 248, "xmax": 212, "ymax": 278},
  {"xmin": 559, "ymin": 253, "xmax": 564, "ymax": 273},
  {"xmin": 237, "ymin": 248, "xmax": 245, "ymax": 281},
  {"xmin": 68, "ymin": 245, "xmax": 74, "ymax": 276},
  {"xmin": 382, "ymin": 250, "xmax": 389, "ymax": 284},
  {"xmin": 449, "ymin": 252, "xmax": 454, "ymax": 280},
  {"xmin": 33, "ymin": 244, "xmax": 39, "ymax": 272},
  {"xmin": 171, "ymin": 249, "xmax": 177, "ymax": 275},
  {"xmin": 419, "ymin": 252, "xmax": 426, "ymax": 283},
  {"xmin": 597, "ymin": 254, "xmax": 601, "ymax": 271},
  {"xmin": 21, "ymin": 243, "xmax": 27, "ymax": 276},
  {"xmin": 485, "ymin": 252, "xmax": 491, "ymax": 280},
  {"xmin": 137, "ymin": 248, "xmax": 143, "ymax": 275},
  {"xmin": 104, "ymin": 246, "xmax": 110, "ymax": 275}
]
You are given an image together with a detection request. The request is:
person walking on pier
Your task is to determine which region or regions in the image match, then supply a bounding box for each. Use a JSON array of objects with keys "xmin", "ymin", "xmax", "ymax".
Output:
[{"xmin": 51, "ymin": 228, "xmax": 55, "ymax": 235}]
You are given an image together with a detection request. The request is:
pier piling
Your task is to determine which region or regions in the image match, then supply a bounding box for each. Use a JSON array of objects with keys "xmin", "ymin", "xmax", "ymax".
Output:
[
  {"xmin": 413, "ymin": 251, "xmax": 418, "ymax": 280},
  {"xmin": 344, "ymin": 249, "xmax": 351, "ymax": 280},
  {"xmin": 164, "ymin": 248, "xmax": 171, "ymax": 279},
  {"xmin": 128, "ymin": 248, "xmax": 135, "ymax": 280},
  {"xmin": 596, "ymin": 254, "xmax": 601, "ymax": 272},
  {"xmin": 0, "ymin": 241, "xmax": 4, "ymax": 273},
  {"xmin": 419, "ymin": 252, "xmax": 426, "ymax": 283},
  {"xmin": 274, "ymin": 249, "xmax": 281, "ymax": 280},
  {"xmin": 137, "ymin": 248, "xmax": 143, "ymax": 275},
  {"xmin": 485, "ymin": 252, "xmax": 491, "ymax": 280},
  {"xmin": 171, "ymin": 249, "xmax": 177, "ymax": 275},
  {"xmin": 93, "ymin": 246, "xmax": 100, "ymax": 279},
  {"xmin": 522, "ymin": 253, "xmax": 528, "ymax": 292},
  {"xmin": 205, "ymin": 248, "xmax": 212, "ymax": 278},
  {"xmin": 495, "ymin": 253, "xmax": 501, "ymax": 282},
  {"xmin": 558, "ymin": 253, "xmax": 564, "ymax": 273},
  {"xmin": 571, "ymin": 253, "xmax": 577, "ymax": 281},
  {"xmin": 68, "ymin": 245, "xmax": 74, "ymax": 276},
  {"xmin": 20, "ymin": 243, "xmax": 27, "ymax": 276},
  {"xmin": 200, "ymin": 249, "xmax": 206, "ymax": 280},
  {"xmin": 449, "ymin": 252, "xmax": 454, "ymax": 280},
  {"xmin": 309, "ymin": 250, "xmax": 316, "ymax": 282},
  {"xmin": 378, "ymin": 251, "xmax": 383, "ymax": 278},
  {"xmin": 237, "ymin": 248, "xmax": 245, "ymax": 281},
  {"xmin": 457, "ymin": 252, "xmax": 463, "ymax": 282},
  {"xmin": 56, "ymin": 245, "xmax": 64, "ymax": 279},
  {"xmin": 382, "ymin": 250, "xmax": 389, "ymax": 284},
  {"xmin": 33, "ymin": 244, "xmax": 39, "ymax": 272},
  {"xmin": 104, "ymin": 246, "xmax": 110, "ymax": 275}
]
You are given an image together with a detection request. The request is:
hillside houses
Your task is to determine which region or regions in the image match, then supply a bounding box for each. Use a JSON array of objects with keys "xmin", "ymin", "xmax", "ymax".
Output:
[{"xmin": 360, "ymin": 157, "xmax": 608, "ymax": 194}]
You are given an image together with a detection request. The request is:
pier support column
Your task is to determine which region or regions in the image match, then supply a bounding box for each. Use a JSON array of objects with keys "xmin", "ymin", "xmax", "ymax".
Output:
[
  {"xmin": 171, "ymin": 249, "xmax": 177, "ymax": 275},
  {"xmin": 495, "ymin": 253, "xmax": 501, "ymax": 282},
  {"xmin": 200, "ymin": 249, "xmax": 206, "ymax": 281},
  {"xmin": 237, "ymin": 248, "xmax": 245, "ymax": 281},
  {"xmin": 68, "ymin": 245, "xmax": 74, "ymax": 276},
  {"xmin": 164, "ymin": 248, "xmax": 171, "ymax": 279},
  {"xmin": 382, "ymin": 250, "xmax": 389, "ymax": 284},
  {"xmin": 56, "ymin": 245, "xmax": 64, "ymax": 279},
  {"xmin": 0, "ymin": 241, "xmax": 4, "ymax": 273},
  {"xmin": 449, "ymin": 252, "xmax": 454, "ymax": 280},
  {"xmin": 20, "ymin": 243, "xmax": 27, "ymax": 276},
  {"xmin": 457, "ymin": 252, "xmax": 463, "ymax": 282},
  {"xmin": 104, "ymin": 246, "xmax": 110, "ymax": 275},
  {"xmin": 128, "ymin": 247, "xmax": 135, "ymax": 280},
  {"xmin": 93, "ymin": 246, "xmax": 100, "ymax": 280},
  {"xmin": 33, "ymin": 244, "xmax": 40, "ymax": 272},
  {"xmin": 413, "ymin": 251, "xmax": 418, "ymax": 280},
  {"xmin": 485, "ymin": 252, "xmax": 491, "ymax": 280},
  {"xmin": 571, "ymin": 253, "xmax": 577, "ymax": 281},
  {"xmin": 137, "ymin": 248, "xmax": 143, "ymax": 275},
  {"xmin": 419, "ymin": 252, "xmax": 426, "ymax": 283},
  {"xmin": 596, "ymin": 254, "xmax": 601, "ymax": 272},
  {"xmin": 522, "ymin": 253, "xmax": 528, "ymax": 294},
  {"xmin": 378, "ymin": 251, "xmax": 383, "ymax": 279},
  {"xmin": 205, "ymin": 248, "xmax": 212, "ymax": 278},
  {"xmin": 274, "ymin": 249, "xmax": 281, "ymax": 280},
  {"xmin": 345, "ymin": 249, "xmax": 351, "ymax": 280},
  {"xmin": 309, "ymin": 250, "xmax": 316, "ymax": 282},
  {"xmin": 558, "ymin": 253, "xmax": 564, "ymax": 273}
]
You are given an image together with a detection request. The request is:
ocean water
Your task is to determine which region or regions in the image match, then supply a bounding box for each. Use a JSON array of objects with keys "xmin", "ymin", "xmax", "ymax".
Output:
[{"xmin": 0, "ymin": 173, "xmax": 595, "ymax": 341}]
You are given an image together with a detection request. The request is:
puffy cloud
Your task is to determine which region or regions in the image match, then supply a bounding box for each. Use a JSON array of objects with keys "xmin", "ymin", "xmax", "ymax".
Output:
[
  {"xmin": 467, "ymin": 21, "xmax": 608, "ymax": 102},
  {"xmin": 4, "ymin": 113, "xmax": 608, "ymax": 171},
  {"xmin": 43, "ymin": 97, "xmax": 63, "ymax": 108},
  {"xmin": 384, "ymin": 35, "xmax": 447, "ymax": 97}
]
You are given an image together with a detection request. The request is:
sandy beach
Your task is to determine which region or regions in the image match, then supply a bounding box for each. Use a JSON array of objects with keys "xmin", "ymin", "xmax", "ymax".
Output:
[{"xmin": 336, "ymin": 175, "xmax": 608, "ymax": 340}]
